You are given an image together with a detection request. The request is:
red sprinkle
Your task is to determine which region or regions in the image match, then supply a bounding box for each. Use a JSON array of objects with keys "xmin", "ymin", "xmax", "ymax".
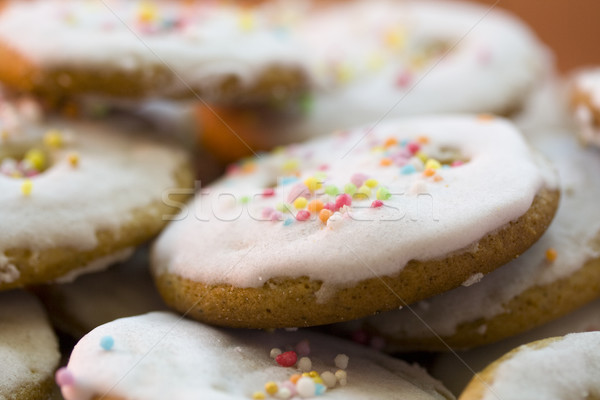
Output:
[
  {"xmin": 276, "ymin": 351, "xmax": 297, "ymax": 367},
  {"xmin": 407, "ymin": 142, "xmax": 420, "ymax": 154},
  {"xmin": 396, "ymin": 71, "xmax": 412, "ymax": 88},
  {"xmin": 451, "ymin": 160, "xmax": 464, "ymax": 167},
  {"xmin": 296, "ymin": 210, "xmax": 311, "ymax": 221},
  {"xmin": 318, "ymin": 164, "xmax": 329, "ymax": 171},
  {"xmin": 262, "ymin": 188, "xmax": 275, "ymax": 197},
  {"xmin": 371, "ymin": 200, "xmax": 384, "ymax": 208},
  {"xmin": 335, "ymin": 194, "xmax": 352, "ymax": 211},
  {"xmin": 323, "ymin": 202, "xmax": 336, "ymax": 212}
]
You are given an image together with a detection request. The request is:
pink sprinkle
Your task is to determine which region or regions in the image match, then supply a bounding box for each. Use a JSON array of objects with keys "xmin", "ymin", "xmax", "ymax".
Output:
[
  {"xmin": 296, "ymin": 210, "xmax": 311, "ymax": 221},
  {"xmin": 407, "ymin": 142, "xmax": 420, "ymax": 154},
  {"xmin": 318, "ymin": 164, "xmax": 329, "ymax": 171},
  {"xmin": 335, "ymin": 194, "xmax": 352, "ymax": 211},
  {"xmin": 296, "ymin": 339, "xmax": 311, "ymax": 356},
  {"xmin": 270, "ymin": 211, "xmax": 283, "ymax": 221},
  {"xmin": 281, "ymin": 380, "xmax": 298, "ymax": 396},
  {"xmin": 262, "ymin": 188, "xmax": 275, "ymax": 197},
  {"xmin": 226, "ymin": 164, "xmax": 240, "ymax": 175},
  {"xmin": 351, "ymin": 330, "xmax": 370, "ymax": 345},
  {"xmin": 287, "ymin": 183, "xmax": 310, "ymax": 203},
  {"xmin": 350, "ymin": 173, "xmax": 368, "ymax": 188},
  {"xmin": 371, "ymin": 200, "xmax": 384, "ymax": 208},
  {"xmin": 396, "ymin": 71, "xmax": 412, "ymax": 88},
  {"xmin": 275, "ymin": 351, "xmax": 297, "ymax": 367},
  {"xmin": 55, "ymin": 367, "xmax": 74, "ymax": 387},
  {"xmin": 451, "ymin": 160, "xmax": 464, "ymax": 167},
  {"xmin": 262, "ymin": 207, "xmax": 275, "ymax": 219},
  {"xmin": 323, "ymin": 202, "xmax": 335, "ymax": 212},
  {"xmin": 477, "ymin": 48, "xmax": 492, "ymax": 65}
]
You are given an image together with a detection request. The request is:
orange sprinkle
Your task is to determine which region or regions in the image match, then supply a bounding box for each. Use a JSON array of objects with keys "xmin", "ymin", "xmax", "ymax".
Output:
[
  {"xmin": 433, "ymin": 175, "xmax": 444, "ymax": 182},
  {"xmin": 319, "ymin": 209, "xmax": 333, "ymax": 224},
  {"xmin": 380, "ymin": 158, "xmax": 393, "ymax": 167},
  {"xmin": 68, "ymin": 152, "xmax": 79, "ymax": 167},
  {"xmin": 384, "ymin": 137, "xmax": 397, "ymax": 147},
  {"xmin": 242, "ymin": 163, "xmax": 256, "ymax": 174},
  {"xmin": 416, "ymin": 136, "xmax": 430, "ymax": 144},
  {"xmin": 545, "ymin": 248, "xmax": 558, "ymax": 262},
  {"xmin": 478, "ymin": 114, "xmax": 495, "ymax": 122},
  {"xmin": 423, "ymin": 168, "xmax": 436, "ymax": 177},
  {"xmin": 307, "ymin": 199, "xmax": 324, "ymax": 213},
  {"xmin": 290, "ymin": 374, "xmax": 302, "ymax": 384}
]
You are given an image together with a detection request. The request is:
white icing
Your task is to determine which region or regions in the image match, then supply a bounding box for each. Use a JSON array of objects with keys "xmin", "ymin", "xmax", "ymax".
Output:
[
  {"xmin": 0, "ymin": 0, "xmax": 307, "ymax": 98},
  {"xmin": 0, "ymin": 290, "xmax": 60, "ymax": 397},
  {"xmin": 480, "ymin": 332, "xmax": 600, "ymax": 400},
  {"xmin": 356, "ymin": 132, "xmax": 600, "ymax": 338},
  {"xmin": 432, "ymin": 298, "xmax": 600, "ymax": 395},
  {"xmin": 0, "ymin": 96, "xmax": 190, "ymax": 279},
  {"xmin": 63, "ymin": 312, "xmax": 453, "ymax": 400},
  {"xmin": 53, "ymin": 247, "xmax": 134, "ymax": 284},
  {"xmin": 571, "ymin": 68, "xmax": 600, "ymax": 147},
  {"xmin": 153, "ymin": 116, "xmax": 554, "ymax": 289}
]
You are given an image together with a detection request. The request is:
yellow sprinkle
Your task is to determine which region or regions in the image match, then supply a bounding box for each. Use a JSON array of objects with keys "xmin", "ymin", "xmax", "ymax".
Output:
[
  {"xmin": 312, "ymin": 376, "xmax": 324, "ymax": 385},
  {"xmin": 138, "ymin": 2, "xmax": 158, "ymax": 23},
  {"xmin": 293, "ymin": 197, "xmax": 308, "ymax": 210},
  {"xmin": 282, "ymin": 159, "xmax": 299, "ymax": 173},
  {"xmin": 264, "ymin": 381, "xmax": 278, "ymax": 396},
  {"xmin": 252, "ymin": 391, "xmax": 266, "ymax": 400},
  {"xmin": 370, "ymin": 146, "xmax": 385, "ymax": 154},
  {"xmin": 545, "ymin": 248, "xmax": 558, "ymax": 262},
  {"xmin": 425, "ymin": 159, "xmax": 441, "ymax": 170},
  {"xmin": 68, "ymin": 152, "xmax": 79, "ymax": 167},
  {"xmin": 309, "ymin": 371, "xmax": 320, "ymax": 378},
  {"xmin": 304, "ymin": 177, "xmax": 322, "ymax": 192},
  {"xmin": 367, "ymin": 53, "xmax": 384, "ymax": 71},
  {"xmin": 364, "ymin": 178, "xmax": 378, "ymax": 188},
  {"xmin": 238, "ymin": 11, "xmax": 255, "ymax": 31},
  {"xmin": 354, "ymin": 185, "xmax": 371, "ymax": 200},
  {"xmin": 1, "ymin": 130, "xmax": 9, "ymax": 142},
  {"xmin": 21, "ymin": 179, "xmax": 33, "ymax": 196},
  {"xmin": 410, "ymin": 54, "xmax": 427, "ymax": 70},
  {"xmin": 384, "ymin": 28, "xmax": 406, "ymax": 49},
  {"xmin": 24, "ymin": 149, "xmax": 46, "ymax": 171},
  {"xmin": 44, "ymin": 130, "xmax": 64, "ymax": 148},
  {"xmin": 335, "ymin": 64, "xmax": 354, "ymax": 84},
  {"xmin": 416, "ymin": 151, "xmax": 428, "ymax": 163}
]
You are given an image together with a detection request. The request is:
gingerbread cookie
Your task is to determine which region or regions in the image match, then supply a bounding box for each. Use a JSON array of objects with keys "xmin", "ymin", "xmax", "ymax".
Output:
[
  {"xmin": 459, "ymin": 332, "xmax": 600, "ymax": 400},
  {"xmin": 0, "ymin": 290, "xmax": 60, "ymax": 400},
  {"xmin": 336, "ymin": 132, "xmax": 599, "ymax": 351},
  {"xmin": 0, "ymin": 94, "xmax": 194, "ymax": 290},
  {"xmin": 35, "ymin": 248, "xmax": 169, "ymax": 339},
  {"xmin": 152, "ymin": 115, "xmax": 559, "ymax": 329},
  {"xmin": 59, "ymin": 312, "xmax": 454, "ymax": 400},
  {"xmin": 570, "ymin": 68, "xmax": 600, "ymax": 147},
  {"xmin": 0, "ymin": 0, "xmax": 309, "ymax": 103}
]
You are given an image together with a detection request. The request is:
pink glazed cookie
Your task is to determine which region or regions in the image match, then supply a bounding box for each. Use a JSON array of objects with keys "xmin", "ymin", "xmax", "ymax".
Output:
[{"xmin": 151, "ymin": 115, "xmax": 559, "ymax": 329}]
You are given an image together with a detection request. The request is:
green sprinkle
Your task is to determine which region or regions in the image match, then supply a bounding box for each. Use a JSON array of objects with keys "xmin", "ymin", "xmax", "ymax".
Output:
[
  {"xmin": 325, "ymin": 185, "xmax": 339, "ymax": 196},
  {"xmin": 377, "ymin": 187, "xmax": 392, "ymax": 200},
  {"xmin": 344, "ymin": 183, "xmax": 357, "ymax": 195}
]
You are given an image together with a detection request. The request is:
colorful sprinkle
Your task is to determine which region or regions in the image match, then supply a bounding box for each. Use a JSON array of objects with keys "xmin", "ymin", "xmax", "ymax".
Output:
[
  {"xmin": 335, "ymin": 370, "xmax": 348, "ymax": 386},
  {"xmin": 321, "ymin": 371, "xmax": 337, "ymax": 389},
  {"xmin": 262, "ymin": 188, "xmax": 275, "ymax": 197},
  {"xmin": 417, "ymin": 136, "xmax": 430, "ymax": 144},
  {"xmin": 307, "ymin": 199, "xmax": 324, "ymax": 213},
  {"xmin": 283, "ymin": 218, "xmax": 294, "ymax": 226},
  {"xmin": 315, "ymin": 383, "xmax": 327, "ymax": 395},
  {"xmin": 293, "ymin": 197, "xmax": 308, "ymax": 209},
  {"xmin": 371, "ymin": 200, "xmax": 384, "ymax": 208},
  {"xmin": 24, "ymin": 148, "xmax": 46, "ymax": 171},
  {"xmin": 43, "ymin": 130, "xmax": 64, "ymax": 148},
  {"xmin": 275, "ymin": 351, "xmax": 297, "ymax": 367},
  {"xmin": 401, "ymin": 165, "xmax": 417, "ymax": 175},
  {"xmin": 296, "ymin": 210, "xmax": 311, "ymax": 221},
  {"xmin": 265, "ymin": 381, "xmax": 278, "ymax": 395},
  {"xmin": 296, "ymin": 377, "xmax": 316, "ymax": 398},
  {"xmin": 252, "ymin": 391, "xmax": 266, "ymax": 399},
  {"xmin": 296, "ymin": 339, "xmax": 311, "ymax": 356},
  {"xmin": 334, "ymin": 354, "xmax": 349, "ymax": 370},
  {"xmin": 355, "ymin": 185, "xmax": 371, "ymax": 199},
  {"xmin": 270, "ymin": 348, "xmax": 282, "ymax": 359},
  {"xmin": 325, "ymin": 185, "xmax": 339, "ymax": 196},
  {"xmin": 364, "ymin": 178, "xmax": 379, "ymax": 188},
  {"xmin": 100, "ymin": 335, "xmax": 114, "ymax": 351},
  {"xmin": 319, "ymin": 209, "xmax": 333, "ymax": 224},
  {"xmin": 425, "ymin": 159, "xmax": 441, "ymax": 170},
  {"xmin": 304, "ymin": 176, "xmax": 322, "ymax": 192},
  {"xmin": 380, "ymin": 157, "xmax": 393, "ymax": 167},
  {"xmin": 546, "ymin": 248, "xmax": 558, "ymax": 262},
  {"xmin": 21, "ymin": 179, "xmax": 33, "ymax": 196},
  {"xmin": 407, "ymin": 142, "xmax": 420, "ymax": 154},
  {"xmin": 376, "ymin": 187, "xmax": 392, "ymax": 200},
  {"xmin": 68, "ymin": 152, "xmax": 79, "ymax": 167},
  {"xmin": 343, "ymin": 183, "xmax": 357, "ymax": 196},
  {"xmin": 350, "ymin": 173, "xmax": 368, "ymax": 188},
  {"xmin": 423, "ymin": 168, "xmax": 436, "ymax": 177},
  {"xmin": 384, "ymin": 137, "xmax": 398, "ymax": 147},
  {"xmin": 335, "ymin": 194, "xmax": 352, "ymax": 211},
  {"xmin": 282, "ymin": 159, "xmax": 299, "ymax": 173},
  {"xmin": 298, "ymin": 357, "xmax": 312, "ymax": 372},
  {"xmin": 55, "ymin": 367, "xmax": 74, "ymax": 387}
]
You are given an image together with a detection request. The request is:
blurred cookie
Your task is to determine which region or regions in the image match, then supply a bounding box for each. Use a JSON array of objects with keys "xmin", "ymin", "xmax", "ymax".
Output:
[
  {"xmin": 0, "ymin": 290, "xmax": 60, "ymax": 399},
  {"xmin": 570, "ymin": 68, "xmax": 600, "ymax": 147},
  {"xmin": 152, "ymin": 115, "xmax": 558, "ymax": 329},
  {"xmin": 0, "ymin": 94, "xmax": 194, "ymax": 290},
  {"xmin": 59, "ymin": 312, "xmax": 454, "ymax": 400}
]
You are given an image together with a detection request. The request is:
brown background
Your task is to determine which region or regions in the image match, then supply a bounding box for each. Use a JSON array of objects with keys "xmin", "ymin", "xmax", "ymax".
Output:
[{"xmin": 472, "ymin": 0, "xmax": 599, "ymax": 72}]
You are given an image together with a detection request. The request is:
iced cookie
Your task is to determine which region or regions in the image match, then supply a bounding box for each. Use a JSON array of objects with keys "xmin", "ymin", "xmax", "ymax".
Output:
[
  {"xmin": 197, "ymin": 0, "xmax": 550, "ymax": 161},
  {"xmin": 0, "ymin": 95, "xmax": 194, "ymax": 290},
  {"xmin": 336, "ymin": 133, "xmax": 599, "ymax": 351},
  {"xmin": 570, "ymin": 68, "xmax": 600, "ymax": 147},
  {"xmin": 0, "ymin": 290, "xmax": 61, "ymax": 400},
  {"xmin": 432, "ymin": 297, "xmax": 600, "ymax": 395},
  {"xmin": 152, "ymin": 115, "xmax": 559, "ymax": 329},
  {"xmin": 59, "ymin": 311, "xmax": 454, "ymax": 400},
  {"xmin": 35, "ymin": 248, "xmax": 169, "ymax": 339},
  {"xmin": 459, "ymin": 332, "xmax": 600, "ymax": 400},
  {"xmin": 0, "ymin": 0, "xmax": 309, "ymax": 103}
]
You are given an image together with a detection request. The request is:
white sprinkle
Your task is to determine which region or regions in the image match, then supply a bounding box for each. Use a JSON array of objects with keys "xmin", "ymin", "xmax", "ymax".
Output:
[
  {"xmin": 296, "ymin": 376, "xmax": 316, "ymax": 398},
  {"xmin": 297, "ymin": 357, "xmax": 312, "ymax": 372},
  {"xmin": 335, "ymin": 369, "xmax": 347, "ymax": 386},
  {"xmin": 275, "ymin": 387, "xmax": 291, "ymax": 399},
  {"xmin": 270, "ymin": 348, "xmax": 282, "ymax": 359},
  {"xmin": 321, "ymin": 371, "xmax": 337, "ymax": 388},
  {"xmin": 334, "ymin": 354, "xmax": 349, "ymax": 370}
]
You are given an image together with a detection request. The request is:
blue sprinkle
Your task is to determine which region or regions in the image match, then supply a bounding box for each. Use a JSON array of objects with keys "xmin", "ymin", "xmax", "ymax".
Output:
[
  {"xmin": 100, "ymin": 335, "xmax": 114, "ymax": 351},
  {"xmin": 400, "ymin": 139, "xmax": 409, "ymax": 147},
  {"xmin": 281, "ymin": 177, "xmax": 299, "ymax": 186},
  {"xmin": 442, "ymin": 164, "xmax": 451, "ymax": 169},
  {"xmin": 283, "ymin": 218, "xmax": 294, "ymax": 226},
  {"xmin": 400, "ymin": 165, "xmax": 417, "ymax": 175},
  {"xmin": 315, "ymin": 383, "xmax": 326, "ymax": 395}
]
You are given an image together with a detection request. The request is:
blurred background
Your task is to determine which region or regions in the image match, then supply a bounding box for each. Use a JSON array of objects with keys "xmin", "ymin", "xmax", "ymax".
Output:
[{"xmin": 473, "ymin": 0, "xmax": 598, "ymax": 72}]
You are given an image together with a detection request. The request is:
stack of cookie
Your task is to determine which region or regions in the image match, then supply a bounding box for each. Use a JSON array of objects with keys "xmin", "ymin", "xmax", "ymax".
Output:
[{"xmin": 0, "ymin": 1, "xmax": 598, "ymax": 400}]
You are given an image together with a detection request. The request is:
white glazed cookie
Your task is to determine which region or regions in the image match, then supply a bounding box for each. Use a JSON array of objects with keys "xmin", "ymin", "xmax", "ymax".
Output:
[
  {"xmin": 35, "ymin": 248, "xmax": 169, "ymax": 339},
  {"xmin": 152, "ymin": 115, "xmax": 559, "ymax": 328},
  {"xmin": 0, "ymin": 0, "xmax": 309, "ymax": 102},
  {"xmin": 0, "ymin": 290, "xmax": 60, "ymax": 400},
  {"xmin": 570, "ymin": 67, "xmax": 600, "ymax": 147},
  {"xmin": 459, "ymin": 332, "xmax": 600, "ymax": 400},
  {"xmin": 0, "ymin": 95, "xmax": 194, "ymax": 290},
  {"xmin": 59, "ymin": 311, "xmax": 454, "ymax": 400},
  {"xmin": 432, "ymin": 297, "xmax": 600, "ymax": 395},
  {"xmin": 337, "ymin": 132, "xmax": 600, "ymax": 350}
]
